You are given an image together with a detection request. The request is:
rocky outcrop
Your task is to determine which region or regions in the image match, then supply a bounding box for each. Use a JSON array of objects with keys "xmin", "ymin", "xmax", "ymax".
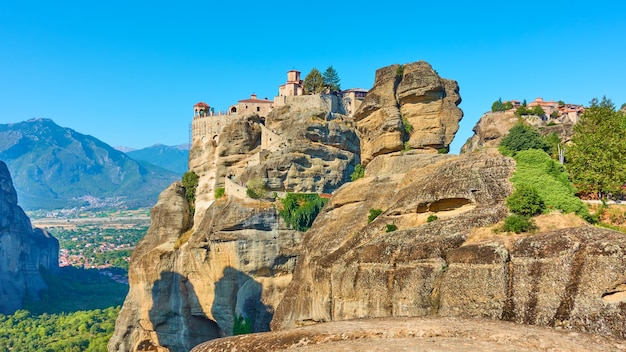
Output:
[
  {"xmin": 461, "ymin": 111, "xmax": 575, "ymax": 154},
  {"xmin": 110, "ymin": 94, "xmax": 359, "ymax": 351},
  {"xmin": 270, "ymin": 147, "xmax": 626, "ymax": 338},
  {"xmin": 460, "ymin": 111, "xmax": 519, "ymax": 153},
  {"xmin": 193, "ymin": 316, "xmax": 626, "ymax": 352},
  {"xmin": 354, "ymin": 61, "xmax": 462, "ymax": 165},
  {"xmin": 0, "ymin": 160, "xmax": 58, "ymax": 314},
  {"xmin": 270, "ymin": 149, "xmax": 514, "ymax": 329},
  {"xmin": 108, "ymin": 181, "xmax": 301, "ymax": 351}
]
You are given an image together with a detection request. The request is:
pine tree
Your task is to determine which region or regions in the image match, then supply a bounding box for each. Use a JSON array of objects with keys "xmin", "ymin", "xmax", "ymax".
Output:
[
  {"xmin": 323, "ymin": 66, "xmax": 341, "ymax": 92},
  {"xmin": 303, "ymin": 68, "xmax": 325, "ymax": 94}
]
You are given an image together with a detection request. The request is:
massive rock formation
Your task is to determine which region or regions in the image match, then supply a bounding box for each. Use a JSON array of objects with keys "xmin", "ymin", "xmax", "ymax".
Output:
[
  {"xmin": 269, "ymin": 79, "xmax": 626, "ymax": 338},
  {"xmin": 110, "ymin": 94, "xmax": 360, "ymax": 351},
  {"xmin": 354, "ymin": 61, "xmax": 462, "ymax": 165},
  {"xmin": 0, "ymin": 160, "xmax": 59, "ymax": 314}
]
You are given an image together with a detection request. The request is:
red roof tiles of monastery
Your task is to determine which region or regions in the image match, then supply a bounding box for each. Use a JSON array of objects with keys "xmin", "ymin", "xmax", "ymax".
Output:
[
  {"xmin": 238, "ymin": 98, "xmax": 273, "ymax": 103},
  {"xmin": 194, "ymin": 102, "xmax": 209, "ymax": 108}
]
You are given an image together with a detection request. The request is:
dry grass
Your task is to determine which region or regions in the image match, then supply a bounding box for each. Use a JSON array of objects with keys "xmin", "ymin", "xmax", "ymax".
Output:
[{"xmin": 464, "ymin": 212, "xmax": 588, "ymax": 249}]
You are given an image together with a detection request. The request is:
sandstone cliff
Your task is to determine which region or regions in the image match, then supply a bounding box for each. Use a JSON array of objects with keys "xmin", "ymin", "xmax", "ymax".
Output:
[
  {"xmin": 461, "ymin": 110, "xmax": 575, "ymax": 153},
  {"xmin": 0, "ymin": 160, "xmax": 59, "ymax": 314},
  {"xmin": 354, "ymin": 61, "xmax": 462, "ymax": 165},
  {"xmin": 109, "ymin": 94, "xmax": 360, "ymax": 351}
]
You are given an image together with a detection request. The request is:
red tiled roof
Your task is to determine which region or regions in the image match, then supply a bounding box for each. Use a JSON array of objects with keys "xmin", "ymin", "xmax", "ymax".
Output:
[
  {"xmin": 238, "ymin": 99, "xmax": 273, "ymax": 103},
  {"xmin": 194, "ymin": 102, "xmax": 209, "ymax": 108}
]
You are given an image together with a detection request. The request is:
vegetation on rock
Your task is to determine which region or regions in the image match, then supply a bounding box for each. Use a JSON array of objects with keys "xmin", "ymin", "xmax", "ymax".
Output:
[
  {"xmin": 491, "ymin": 98, "xmax": 513, "ymax": 112},
  {"xmin": 502, "ymin": 214, "xmax": 537, "ymax": 233},
  {"xmin": 385, "ymin": 224, "xmax": 398, "ymax": 232},
  {"xmin": 350, "ymin": 164, "xmax": 365, "ymax": 181},
  {"xmin": 511, "ymin": 149, "xmax": 589, "ymax": 217},
  {"xmin": 506, "ymin": 184, "xmax": 545, "ymax": 217},
  {"xmin": 566, "ymin": 97, "xmax": 626, "ymax": 198},
  {"xmin": 246, "ymin": 177, "xmax": 267, "ymax": 199},
  {"xmin": 499, "ymin": 124, "xmax": 550, "ymax": 156},
  {"xmin": 427, "ymin": 214, "xmax": 438, "ymax": 222},
  {"xmin": 279, "ymin": 193, "xmax": 328, "ymax": 231},
  {"xmin": 233, "ymin": 315, "xmax": 252, "ymax": 335},
  {"xmin": 182, "ymin": 171, "xmax": 199, "ymax": 216},
  {"xmin": 514, "ymin": 105, "xmax": 545, "ymax": 117},
  {"xmin": 367, "ymin": 208, "xmax": 383, "ymax": 223},
  {"xmin": 215, "ymin": 187, "xmax": 225, "ymax": 199}
]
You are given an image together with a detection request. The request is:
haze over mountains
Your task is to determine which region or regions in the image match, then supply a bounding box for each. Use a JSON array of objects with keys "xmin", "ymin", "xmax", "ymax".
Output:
[
  {"xmin": 125, "ymin": 144, "xmax": 189, "ymax": 175},
  {"xmin": 0, "ymin": 118, "xmax": 183, "ymax": 210}
]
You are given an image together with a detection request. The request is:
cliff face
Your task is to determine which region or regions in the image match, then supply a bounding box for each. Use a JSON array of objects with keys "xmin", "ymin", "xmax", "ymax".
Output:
[
  {"xmin": 109, "ymin": 94, "xmax": 360, "ymax": 351},
  {"xmin": 0, "ymin": 160, "xmax": 59, "ymax": 314},
  {"xmin": 461, "ymin": 110, "xmax": 575, "ymax": 154},
  {"xmin": 269, "ymin": 87, "xmax": 626, "ymax": 338},
  {"xmin": 354, "ymin": 61, "xmax": 462, "ymax": 165}
]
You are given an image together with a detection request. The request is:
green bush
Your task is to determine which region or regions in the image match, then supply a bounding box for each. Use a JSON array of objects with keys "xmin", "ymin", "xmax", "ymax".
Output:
[
  {"xmin": 246, "ymin": 177, "xmax": 266, "ymax": 199},
  {"xmin": 215, "ymin": 187, "xmax": 225, "ymax": 199},
  {"xmin": 368, "ymin": 208, "xmax": 383, "ymax": 223},
  {"xmin": 233, "ymin": 315, "xmax": 252, "ymax": 335},
  {"xmin": 511, "ymin": 149, "xmax": 588, "ymax": 217},
  {"xmin": 396, "ymin": 64, "xmax": 404, "ymax": 78},
  {"xmin": 437, "ymin": 147, "xmax": 449, "ymax": 154},
  {"xmin": 279, "ymin": 193, "xmax": 328, "ymax": 231},
  {"xmin": 350, "ymin": 164, "xmax": 365, "ymax": 181},
  {"xmin": 502, "ymin": 214, "xmax": 536, "ymax": 233},
  {"xmin": 402, "ymin": 117, "xmax": 414, "ymax": 133},
  {"xmin": 506, "ymin": 184, "xmax": 545, "ymax": 216},
  {"xmin": 427, "ymin": 214, "xmax": 438, "ymax": 222},
  {"xmin": 385, "ymin": 224, "xmax": 397, "ymax": 232}
]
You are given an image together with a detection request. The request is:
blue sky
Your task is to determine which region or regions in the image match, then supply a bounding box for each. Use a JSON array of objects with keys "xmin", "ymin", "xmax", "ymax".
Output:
[{"xmin": 1, "ymin": 1, "xmax": 625, "ymax": 153}]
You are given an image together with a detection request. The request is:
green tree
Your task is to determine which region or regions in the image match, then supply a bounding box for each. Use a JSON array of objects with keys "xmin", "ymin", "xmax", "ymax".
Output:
[
  {"xmin": 279, "ymin": 193, "xmax": 328, "ymax": 231},
  {"xmin": 182, "ymin": 171, "xmax": 199, "ymax": 216},
  {"xmin": 303, "ymin": 68, "xmax": 325, "ymax": 94},
  {"xmin": 566, "ymin": 97, "xmax": 626, "ymax": 197},
  {"xmin": 530, "ymin": 105, "xmax": 545, "ymax": 116},
  {"xmin": 323, "ymin": 66, "xmax": 341, "ymax": 92},
  {"xmin": 491, "ymin": 98, "xmax": 503, "ymax": 112},
  {"xmin": 499, "ymin": 124, "xmax": 550, "ymax": 156}
]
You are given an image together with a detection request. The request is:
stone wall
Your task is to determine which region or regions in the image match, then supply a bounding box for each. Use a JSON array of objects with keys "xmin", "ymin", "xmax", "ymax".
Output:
[
  {"xmin": 192, "ymin": 114, "xmax": 238, "ymax": 144},
  {"xmin": 224, "ymin": 177, "xmax": 248, "ymax": 200},
  {"xmin": 274, "ymin": 94, "xmax": 343, "ymax": 114}
]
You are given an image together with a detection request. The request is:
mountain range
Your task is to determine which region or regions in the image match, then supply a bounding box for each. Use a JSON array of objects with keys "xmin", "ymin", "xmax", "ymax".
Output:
[
  {"xmin": 0, "ymin": 118, "xmax": 181, "ymax": 210},
  {"xmin": 126, "ymin": 144, "xmax": 189, "ymax": 175}
]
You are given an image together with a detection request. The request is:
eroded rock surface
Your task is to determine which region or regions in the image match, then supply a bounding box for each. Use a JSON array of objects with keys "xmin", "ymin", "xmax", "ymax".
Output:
[
  {"xmin": 192, "ymin": 317, "xmax": 626, "ymax": 352},
  {"xmin": 271, "ymin": 148, "xmax": 626, "ymax": 339},
  {"xmin": 354, "ymin": 61, "xmax": 462, "ymax": 165},
  {"xmin": 0, "ymin": 160, "xmax": 58, "ymax": 314},
  {"xmin": 461, "ymin": 111, "xmax": 575, "ymax": 154}
]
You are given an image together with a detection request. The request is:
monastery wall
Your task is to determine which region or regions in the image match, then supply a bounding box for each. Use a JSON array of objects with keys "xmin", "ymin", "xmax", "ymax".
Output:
[
  {"xmin": 191, "ymin": 114, "xmax": 237, "ymax": 144},
  {"xmin": 274, "ymin": 94, "xmax": 343, "ymax": 114}
]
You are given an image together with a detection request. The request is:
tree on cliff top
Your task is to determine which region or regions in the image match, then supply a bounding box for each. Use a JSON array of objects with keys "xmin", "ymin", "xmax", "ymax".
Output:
[
  {"xmin": 303, "ymin": 68, "xmax": 325, "ymax": 94},
  {"xmin": 323, "ymin": 66, "xmax": 341, "ymax": 92},
  {"xmin": 566, "ymin": 97, "xmax": 626, "ymax": 198}
]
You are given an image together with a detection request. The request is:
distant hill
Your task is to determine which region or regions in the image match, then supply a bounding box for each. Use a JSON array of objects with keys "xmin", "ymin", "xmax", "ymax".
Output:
[
  {"xmin": 0, "ymin": 118, "xmax": 180, "ymax": 210},
  {"xmin": 127, "ymin": 144, "xmax": 189, "ymax": 175}
]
